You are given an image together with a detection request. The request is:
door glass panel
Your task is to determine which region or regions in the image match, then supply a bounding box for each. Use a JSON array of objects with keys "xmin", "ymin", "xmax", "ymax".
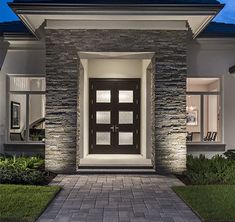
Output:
[
  {"xmin": 96, "ymin": 111, "xmax": 111, "ymax": 124},
  {"xmin": 119, "ymin": 132, "xmax": 133, "ymax": 145},
  {"xmin": 119, "ymin": 90, "xmax": 133, "ymax": 103},
  {"xmin": 96, "ymin": 132, "xmax": 111, "ymax": 145},
  {"xmin": 119, "ymin": 111, "xmax": 133, "ymax": 124},
  {"xmin": 96, "ymin": 90, "xmax": 111, "ymax": 103}
]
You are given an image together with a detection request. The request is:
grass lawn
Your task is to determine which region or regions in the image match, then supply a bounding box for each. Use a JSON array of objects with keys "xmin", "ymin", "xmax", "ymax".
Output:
[
  {"xmin": 0, "ymin": 184, "xmax": 61, "ymax": 222},
  {"xmin": 173, "ymin": 185, "xmax": 235, "ymax": 222}
]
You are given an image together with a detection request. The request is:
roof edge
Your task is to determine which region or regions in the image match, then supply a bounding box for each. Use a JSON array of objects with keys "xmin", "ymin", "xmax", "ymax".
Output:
[{"xmin": 9, "ymin": 2, "xmax": 224, "ymax": 10}]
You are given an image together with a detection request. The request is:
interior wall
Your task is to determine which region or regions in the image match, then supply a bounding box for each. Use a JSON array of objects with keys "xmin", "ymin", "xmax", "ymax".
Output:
[
  {"xmin": 29, "ymin": 80, "xmax": 44, "ymax": 125},
  {"xmin": 208, "ymin": 81, "xmax": 220, "ymax": 92},
  {"xmin": 207, "ymin": 82, "xmax": 220, "ymax": 140},
  {"xmin": 208, "ymin": 95, "xmax": 218, "ymax": 132},
  {"xmin": 187, "ymin": 83, "xmax": 207, "ymax": 91},
  {"xmin": 29, "ymin": 95, "xmax": 44, "ymax": 125},
  {"xmin": 81, "ymin": 59, "xmax": 151, "ymax": 159}
]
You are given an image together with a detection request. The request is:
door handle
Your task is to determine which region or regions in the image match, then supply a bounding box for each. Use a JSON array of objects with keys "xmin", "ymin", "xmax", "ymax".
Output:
[
  {"xmin": 114, "ymin": 125, "xmax": 119, "ymax": 132},
  {"xmin": 110, "ymin": 125, "xmax": 115, "ymax": 132},
  {"xmin": 110, "ymin": 125, "xmax": 119, "ymax": 132}
]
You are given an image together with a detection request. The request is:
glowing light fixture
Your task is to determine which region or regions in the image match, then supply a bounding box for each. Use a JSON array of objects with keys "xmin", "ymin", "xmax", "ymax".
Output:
[{"xmin": 186, "ymin": 95, "xmax": 196, "ymax": 111}]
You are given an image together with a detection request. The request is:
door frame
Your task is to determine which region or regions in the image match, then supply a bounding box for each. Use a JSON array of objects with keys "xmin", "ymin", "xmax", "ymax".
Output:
[{"xmin": 89, "ymin": 78, "xmax": 141, "ymax": 154}]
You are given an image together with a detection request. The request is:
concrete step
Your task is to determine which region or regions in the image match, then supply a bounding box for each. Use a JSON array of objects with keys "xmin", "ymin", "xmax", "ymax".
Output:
[
  {"xmin": 79, "ymin": 155, "xmax": 152, "ymax": 168},
  {"xmin": 77, "ymin": 167, "xmax": 156, "ymax": 174}
]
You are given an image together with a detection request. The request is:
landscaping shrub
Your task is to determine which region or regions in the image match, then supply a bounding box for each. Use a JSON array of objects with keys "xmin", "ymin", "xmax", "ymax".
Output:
[
  {"xmin": 0, "ymin": 156, "xmax": 46, "ymax": 185},
  {"xmin": 224, "ymin": 150, "xmax": 235, "ymax": 160},
  {"xmin": 186, "ymin": 155, "xmax": 235, "ymax": 185},
  {"xmin": 0, "ymin": 155, "xmax": 44, "ymax": 169}
]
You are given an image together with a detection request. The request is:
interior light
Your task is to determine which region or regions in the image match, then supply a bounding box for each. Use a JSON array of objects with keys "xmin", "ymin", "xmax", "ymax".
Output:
[{"xmin": 189, "ymin": 106, "xmax": 195, "ymax": 111}]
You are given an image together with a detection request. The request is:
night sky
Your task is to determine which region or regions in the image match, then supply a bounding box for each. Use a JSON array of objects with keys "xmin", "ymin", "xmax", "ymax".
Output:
[{"xmin": 0, "ymin": 0, "xmax": 235, "ymax": 24}]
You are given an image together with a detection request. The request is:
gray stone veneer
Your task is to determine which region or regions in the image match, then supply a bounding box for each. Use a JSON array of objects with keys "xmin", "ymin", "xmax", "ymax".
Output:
[
  {"xmin": 45, "ymin": 29, "xmax": 187, "ymax": 173},
  {"xmin": 154, "ymin": 49, "xmax": 187, "ymax": 173}
]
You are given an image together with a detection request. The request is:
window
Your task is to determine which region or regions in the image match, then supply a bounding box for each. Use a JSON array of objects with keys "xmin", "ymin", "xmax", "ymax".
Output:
[
  {"xmin": 186, "ymin": 78, "xmax": 221, "ymax": 143},
  {"xmin": 7, "ymin": 75, "xmax": 46, "ymax": 143}
]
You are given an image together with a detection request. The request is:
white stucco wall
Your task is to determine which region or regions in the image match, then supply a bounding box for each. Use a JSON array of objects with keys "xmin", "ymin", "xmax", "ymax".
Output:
[
  {"xmin": 0, "ymin": 41, "xmax": 45, "ymax": 153},
  {"xmin": 188, "ymin": 38, "xmax": 235, "ymax": 151},
  {"xmin": 142, "ymin": 60, "xmax": 151, "ymax": 158},
  {"xmin": 88, "ymin": 59, "xmax": 142, "ymax": 78}
]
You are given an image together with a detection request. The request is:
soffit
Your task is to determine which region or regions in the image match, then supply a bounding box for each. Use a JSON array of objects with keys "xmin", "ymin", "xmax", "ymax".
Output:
[{"xmin": 9, "ymin": 4, "xmax": 223, "ymax": 38}]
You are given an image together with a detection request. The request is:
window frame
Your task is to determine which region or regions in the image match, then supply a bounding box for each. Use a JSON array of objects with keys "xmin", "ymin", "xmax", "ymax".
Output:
[
  {"xmin": 186, "ymin": 77, "xmax": 223, "ymax": 144},
  {"xmin": 6, "ymin": 74, "xmax": 46, "ymax": 144}
]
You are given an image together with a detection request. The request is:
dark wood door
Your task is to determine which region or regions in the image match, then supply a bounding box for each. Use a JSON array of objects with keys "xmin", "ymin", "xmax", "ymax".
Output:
[{"xmin": 89, "ymin": 78, "xmax": 140, "ymax": 154}]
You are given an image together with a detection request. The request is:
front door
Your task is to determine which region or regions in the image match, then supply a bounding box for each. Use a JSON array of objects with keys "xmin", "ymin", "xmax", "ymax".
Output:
[{"xmin": 89, "ymin": 78, "xmax": 140, "ymax": 154}]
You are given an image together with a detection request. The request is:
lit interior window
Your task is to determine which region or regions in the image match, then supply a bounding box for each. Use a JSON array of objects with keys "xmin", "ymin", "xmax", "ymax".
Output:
[{"xmin": 186, "ymin": 78, "xmax": 221, "ymax": 143}]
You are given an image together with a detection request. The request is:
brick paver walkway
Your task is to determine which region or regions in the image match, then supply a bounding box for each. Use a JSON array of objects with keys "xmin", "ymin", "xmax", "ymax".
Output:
[{"xmin": 37, "ymin": 174, "xmax": 201, "ymax": 222}]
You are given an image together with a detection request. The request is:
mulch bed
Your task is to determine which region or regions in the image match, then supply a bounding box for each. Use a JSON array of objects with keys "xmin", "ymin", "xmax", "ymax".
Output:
[
  {"xmin": 42, "ymin": 172, "xmax": 57, "ymax": 185},
  {"xmin": 175, "ymin": 174, "xmax": 191, "ymax": 185}
]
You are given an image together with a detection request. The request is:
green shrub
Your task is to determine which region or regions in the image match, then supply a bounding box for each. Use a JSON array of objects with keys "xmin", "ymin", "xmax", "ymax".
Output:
[
  {"xmin": 0, "ymin": 156, "xmax": 45, "ymax": 185},
  {"xmin": 0, "ymin": 155, "xmax": 44, "ymax": 170},
  {"xmin": 0, "ymin": 166, "xmax": 45, "ymax": 185},
  {"xmin": 224, "ymin": 150, "xmax": 235, "ymax": 160},
  {"xmin": 186, "ymin": 155, "xmax": 235, "ymax": 185}
]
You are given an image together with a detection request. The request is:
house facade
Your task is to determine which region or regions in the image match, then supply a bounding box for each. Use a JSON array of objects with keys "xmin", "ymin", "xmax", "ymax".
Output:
[{"xmin": 0, "ymin": 0, "xmax": 235, "ymax": 174}]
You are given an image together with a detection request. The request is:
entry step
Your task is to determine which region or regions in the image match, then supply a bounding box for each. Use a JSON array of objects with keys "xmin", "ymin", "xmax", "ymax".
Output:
[
  {"xmin": 77, "ymin": 167, "xmax": 156, "ymax": 174},
  {"xmin": 80, "ymin": 155, "xmax": 152, "ymax": 168}
]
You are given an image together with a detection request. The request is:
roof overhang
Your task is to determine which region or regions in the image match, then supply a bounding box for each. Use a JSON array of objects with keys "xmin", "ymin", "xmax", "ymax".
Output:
[{"xmin": 9, "ymin": 3, "xmax": 224, "ymax": 38}]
